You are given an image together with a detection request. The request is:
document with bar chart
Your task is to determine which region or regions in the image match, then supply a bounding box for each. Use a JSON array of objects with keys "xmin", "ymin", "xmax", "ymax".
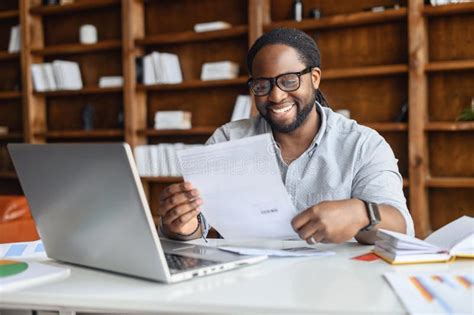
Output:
[
  {"xmin": 0, "ymin": 240, "xmax": 46, "ymax": 259},
  {"xmin": 384, "ymin": 272, "xmax": 473, "ymax": 314}
]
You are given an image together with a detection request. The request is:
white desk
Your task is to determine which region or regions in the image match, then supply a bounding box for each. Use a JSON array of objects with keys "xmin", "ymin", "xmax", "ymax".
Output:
[{"xmin": 1, "ymin": 240, "xmax": 473, "ymax": 314}]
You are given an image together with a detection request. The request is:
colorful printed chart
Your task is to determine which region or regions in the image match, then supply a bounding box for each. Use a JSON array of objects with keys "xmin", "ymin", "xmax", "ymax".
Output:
[
  {"xmin": 385, "ymin": 272, "xmax": 473, "ymax": 314},
  {"xmin": 0, "ymin": 240, "xmax": 46, "ymax": 259},
  {"xmin": 0, "ymin": 260, "xmax": 29, "ymax": 277}
]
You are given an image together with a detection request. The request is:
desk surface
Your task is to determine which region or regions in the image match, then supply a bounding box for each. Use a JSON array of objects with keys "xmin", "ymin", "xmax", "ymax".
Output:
[{"xmin": 1, "ymin": 240, "xmax": 473, "ymax": 314}]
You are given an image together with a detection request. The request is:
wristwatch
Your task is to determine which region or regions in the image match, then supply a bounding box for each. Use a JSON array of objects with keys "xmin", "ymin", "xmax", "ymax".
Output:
[{"xmin": 360, "ymin": 200, "xmax": 381, "ymax": 232}]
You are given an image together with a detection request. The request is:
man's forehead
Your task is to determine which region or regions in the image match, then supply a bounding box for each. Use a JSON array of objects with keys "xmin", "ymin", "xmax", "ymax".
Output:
[{"xmin": 252, "ymin": 44, "xmax": 305, "ymax": 76}]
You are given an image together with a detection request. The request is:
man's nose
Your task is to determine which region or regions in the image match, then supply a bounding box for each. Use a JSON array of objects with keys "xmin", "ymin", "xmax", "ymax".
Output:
[{"xmin": 267, "ymin": 84, "xmax": 288, "ymax": 103}]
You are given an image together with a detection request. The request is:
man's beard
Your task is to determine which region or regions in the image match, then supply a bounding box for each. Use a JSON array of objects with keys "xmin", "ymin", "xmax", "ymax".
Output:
[{"xmin": 260, "ymin": 90, "xmax": 316, "ymax": 133}]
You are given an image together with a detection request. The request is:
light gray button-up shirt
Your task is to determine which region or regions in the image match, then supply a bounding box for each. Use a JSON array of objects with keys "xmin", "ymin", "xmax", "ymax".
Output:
[{"xmin": 204, "ymin": 102, "xmax": 414, "ymax": 237}]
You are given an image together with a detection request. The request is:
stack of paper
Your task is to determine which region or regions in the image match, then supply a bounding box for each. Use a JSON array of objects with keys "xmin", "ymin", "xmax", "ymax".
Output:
[
  {"xmin": 231, "ymin": 95, "xmax": 252, "ymax": 121},
  {"xmin": 134, "ymin": 143, "xmax": 204, "ymax": 177},
  {"xmin": 201, "ymin": 61, "xmax": 239, "ymax": 81},
  {"xmin": 384, "ymin": 272, "xmax": 473, "ymax": 315},
  {"xmin": 154, "ymin": 111, "xmax": 191, "ymax": 130},
  {"xmin": 374, "ymin": 216, "xmax": 474, "ymax": 264},
  {"xmin": 31, "ymin": 60, "xmax": 83, "ymax": 92},
  {"xmin": 141, "ymin": 51, "xmax": 183, "ymax": 85},
  {"xmin": 8, "ymin": 25, "xmax": 21, "ymax": 53},
  {"xmin": 0, "ymin": 259, "xmax": 69, "ymax": 293}
]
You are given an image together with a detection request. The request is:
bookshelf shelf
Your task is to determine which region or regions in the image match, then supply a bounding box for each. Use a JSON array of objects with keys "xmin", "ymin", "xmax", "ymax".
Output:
[
  {"xmin": 423, "ymin": 2, "xmax": 474, "ymax": 16},
  {"xmin": 140, "ymin": 176, "xmax": 183, "ymax": 183},
  {"xmin": 0, "ymin": 172, "xmax": 17, "ymax": 180},
  {"xmin": 324, "ymin": 64, "xmax": 408, "ymax": 80},
  {"xmin": 30, "ymin": 0, "xmax": 121, "ymax": 16},
  {"xmin": 136, "ymin": 25, "xmax": 249, "ymax": 46},
  {"xmin": 141, "ymin": 127, "xmax": 216, "ymax": 137},
  {"xmin": 0, "ymin": 133, "xmax": 23, "ymax": 141},
  {"xmin": 0, "ymin": 51, "xmax": 19, "ymax": 61},
  {"xmin": 38, "ymin": 129, "xmax": 124, "ymax": 139},
  {"xmin": 425, "ymin": 59, "xmax": 474, "ymax": 72},
  {"xmin": 32, "ymin": 40, "xmax": 122, "ymax": 56},
  {"xmin": 35, "ymin": 86, "xmax": 122, "ymax": 97},
  {"xmin": 0, "ymin": 10, "xmax": 19, "ymax": 20},
  {"xmin": 137, "ymin": 77, "xmax": 248, "ymax": 91},
  {"xmin": 0, "ymin": 91, "xmax": 21, "ymax": 100},
  {"xmin": 425, "ymin": 122, "xmax": 474, "ymax": 131},
  {"xmin": 426, "ymin": 177, "xmax": 474, "ymax": 188},
  {"xmin": 364, "ymin": 122, "xmax": 408, "ymax": 132},
  {"xmin": 265, "ymin": 8, "xmax": 407, "ymax": 31}
]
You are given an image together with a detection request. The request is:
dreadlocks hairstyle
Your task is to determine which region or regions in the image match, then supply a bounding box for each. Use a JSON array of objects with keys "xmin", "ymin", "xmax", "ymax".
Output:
[{"xmin": 246, "ymin": 28, "xmax": 330, "ymax": 108}]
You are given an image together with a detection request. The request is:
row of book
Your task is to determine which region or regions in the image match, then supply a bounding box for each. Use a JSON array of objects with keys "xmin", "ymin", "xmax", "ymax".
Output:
[
  {"xmin": 134, "ymin": 143, "xmax": 204, "ymax": 177},
  {"xmin": 31, "ymin": 61, "xmax": 83, "ymax": 92},
  {"xmin": 138, "ymin": 52, "xmax": 183, "ymax": 85}
]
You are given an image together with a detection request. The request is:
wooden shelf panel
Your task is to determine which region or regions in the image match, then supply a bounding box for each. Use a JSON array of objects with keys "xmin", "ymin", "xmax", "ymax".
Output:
[
  {"xmin": 403, "ymin": 178, "xmax": 409, "ymax": 188},
  {"xmin": 141, "ymin": 176, "xmax": 183, "ymax": 183},
  {"xmin": 425, "ymin": 122, "xmax": 474, "ymax": 131},
  {"xmin": 0, "ymin": 51, "xmax": 19, "ymax": 61},
  {"xmin": 323, "ymin": 64, "xmax": 408, "ymax": 80},
  {"xmin": 30, "ymin": 0, "xmax": 121, "ymax": 15},
  {"xmin": 35, "ymin": 86, "xmax": 122, "ymax": 97},
  {"xmin": 0, "ymin": 172, "xmax": 17, "ymax": 180},
  {"xmin": 0, "ymin": 133, "xmax": 23, "ymax": 141},
  {"xmin": 38, "ymin": 129, "xmax": 124, "ymax": 139},
  {"xmin": 32, "ymin": 40, "xmax": 122, "ymax": 56},
  {"xmin": 0, "ymin": 91, "xmax": 21, "ymax": 100},
  {"xmin": 136, "ymin": 25, "xmax": 248, "ymax": 46},
  {"xmin": 425, "ymin": 59, "xmax": 474, "ymax": 72},
  {"xmin": 426, "ymin": 177, "xmax": 474, "ymax": 188},
  {"xmin": 265, "ymin": 8, "xmax": 407, "ymax": 31},
  {"xmin": 141, "ymin": 127, "xmax": 216, "ymax": 137},
  {"xmin": 423, "ymin": 2, "xmax": 474, "ymax": 16},
  {"xmin": 0, "ymin": 10, "xmax": 19, "ymax": 20},
  {"xmin": 137, "ymin": 77, "xmax": 247, "ymax": 91},
  {"xmin": 363, "ymin": 122, "xmax": 408, "ymax": 132}
]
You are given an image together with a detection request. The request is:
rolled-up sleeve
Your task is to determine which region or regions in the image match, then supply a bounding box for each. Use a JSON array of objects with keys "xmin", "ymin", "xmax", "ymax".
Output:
[{"xmin": 351, "ymin": 132, "xmax": 415, "ymax": 236}]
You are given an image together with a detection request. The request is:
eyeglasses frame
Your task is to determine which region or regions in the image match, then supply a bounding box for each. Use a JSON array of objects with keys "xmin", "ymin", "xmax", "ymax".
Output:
[{"xmin": 247, "ymin": 67, "xmax": 314, "ymax": 96}]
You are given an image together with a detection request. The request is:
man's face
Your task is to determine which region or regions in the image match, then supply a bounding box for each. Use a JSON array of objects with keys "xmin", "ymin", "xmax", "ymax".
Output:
[{"xmin": 251, "ymin": 44, "xmax": 320, "ymax": 133}]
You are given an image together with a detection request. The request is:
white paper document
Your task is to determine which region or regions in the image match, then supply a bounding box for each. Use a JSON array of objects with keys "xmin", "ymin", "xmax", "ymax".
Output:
[
  {"xmin": 218, "ymin": 246, "xmax": 335, "ymax": 257},
  {"xmin": 0, "ymin": 240, "xmax": 47, "ymax": 259},
  {"xmin": 177, "ymin": 134, "xmax": 299, "ymax": 239}
]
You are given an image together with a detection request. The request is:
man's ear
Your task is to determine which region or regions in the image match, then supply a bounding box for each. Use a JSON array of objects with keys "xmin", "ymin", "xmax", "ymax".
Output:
[{"xmin": 311, "ymin": 67, "xmax": 321, "ymax": 90}]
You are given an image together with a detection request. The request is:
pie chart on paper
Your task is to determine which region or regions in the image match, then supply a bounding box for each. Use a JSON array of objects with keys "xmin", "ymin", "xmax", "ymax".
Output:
[{"xmin": 0, "ymin": 260, "xmax": 29, "ymax": 277}]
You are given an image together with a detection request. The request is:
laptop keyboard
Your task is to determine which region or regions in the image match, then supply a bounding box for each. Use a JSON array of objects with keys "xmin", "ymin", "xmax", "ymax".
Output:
[{"xmin": 165, "ymin": 253, "xmax": 218, "ymax": 272}]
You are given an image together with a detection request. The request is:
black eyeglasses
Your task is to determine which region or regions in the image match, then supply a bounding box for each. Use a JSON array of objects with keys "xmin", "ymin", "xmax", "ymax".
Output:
[{"xmin": 247, "ymin": 67, "xmax": 313, "ymax": 96}]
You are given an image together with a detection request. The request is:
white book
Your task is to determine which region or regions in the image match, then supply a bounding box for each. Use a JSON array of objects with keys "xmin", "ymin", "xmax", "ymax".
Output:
[
  {"xmin": 8, "ymin": 25, "xmax": 20, "ymax": 53},
  {"xmin": 157, "ymin": 144, "xmax": 168, "ymax": 176},
  {"xmin": 0, "ymin": 260, "xmax": 70, "ymax": 293},
  {"xmin": 150, "ymin": 52, "xmax": 164, "ymax": 83},
  {"xmin": 42, "ymin": 63, "xmax": 57, "ymax": 91},
  {"xmin": 374, "ymin": 216, "xmax": 474, "ymax": 264},
  {"xmin": 154, "ymin": 111, "xmax": 191, "ymax": 130},
  {"xmin": 64, "ymin": 61, "xmax": 83, "ymax": 90},
  {"xmin": 143, "ymin": 54, "xmax": 156, "ymax": 85},
  {"xmin": 194, "ymin": 21, "xmax": 231, "ymax": 33},
  {"xmin": 161, "ymin": 53, "xmax": 183, "ymax": 84},
  {"xmin": 98, "ymin": 76, "xmax": 123, "ymax": 88},
  {"xmin": 201, "ymin": 61, "xmax": 239, "ymax": 81},
  {"xmin": 31, "ymin": 64, "xmax": 47, "ymax": 92},
  {"xmin": 52, "ymin": 61, "xmax": 66, "ymax": 90},
  {"xmin": 231, "ymin": 95, "xmax": 252, "ymax": 121}
]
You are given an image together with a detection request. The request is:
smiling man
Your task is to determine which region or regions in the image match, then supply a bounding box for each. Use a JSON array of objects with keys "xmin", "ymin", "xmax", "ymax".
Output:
[{"xmin": 158, "ymin": 28, "xmax": 414, "ymax": 244}]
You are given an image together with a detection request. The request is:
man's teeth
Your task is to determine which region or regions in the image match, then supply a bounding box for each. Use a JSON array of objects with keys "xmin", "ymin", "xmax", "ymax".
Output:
[{"xmin": 271, "ymin": 104, "xmax": 294, "ymax": 113}]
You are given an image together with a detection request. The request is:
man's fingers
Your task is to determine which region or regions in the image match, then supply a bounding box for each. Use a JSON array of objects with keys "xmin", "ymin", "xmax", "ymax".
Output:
[
  {"xmin": 296, "ymin": 220, "xmax": 319, "ymax": 240},
  {"xmin": 291, "ymin": 206, "xmax": 320, "ymax": 231},
  {"xmin": 169, "ymin": 209, "xmax": 201, "ymax": 230},
  {"xmin": 158, "ymin": 190, "xmax": 199, "ymax": 215},
  {"xmin": 162, "ymin": 199, "xmax": 202, "ymax": 225},
  {"xmin": 159, "ymin": 182, "xmax": 194, "ymax": 201}
]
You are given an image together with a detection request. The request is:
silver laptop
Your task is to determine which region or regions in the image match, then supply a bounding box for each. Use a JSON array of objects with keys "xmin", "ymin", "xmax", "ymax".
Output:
[{"xmin": 8, "ymin": 143, "xmax": 267, "ymax": 283}]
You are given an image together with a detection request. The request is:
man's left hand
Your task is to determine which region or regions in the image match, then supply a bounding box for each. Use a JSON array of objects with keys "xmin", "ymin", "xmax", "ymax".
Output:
[{"xmin": 291, "ymin": 199, "xmax": 367, "ymax": 244}]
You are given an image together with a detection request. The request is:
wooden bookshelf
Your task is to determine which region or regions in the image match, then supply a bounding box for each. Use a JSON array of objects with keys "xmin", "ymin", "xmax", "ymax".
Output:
[
  {"xmin": 141, "ymin": 176, "xmax": 183, "ymax": 184},
  {"xmin": 1, "ymin": 0, "xmax": 472, "ymax": 237},
  {"xmin": 0, "ymin": 9, "xmax": 18, "ymax": 20},
  {"xmin": 0, "ymin": 52, "xmax": 19, "ymax": 61},
  {"xmin": 0, "ymin": 172, "xmax": 17, "ymax": 180},
  {"xmin": 136, "ymin": 25, "xmax": 249, "ymax": 46},
  {"xmin": 29, "ymin": 0, "xmax": 121, "ymax": 15},
  {"xmin": 31, "ymin": 40, "xmax": 122, "ymax": 56},
  {"xmin": 0, "ymin": 91, "xmax": 21, "ymax": 100}
]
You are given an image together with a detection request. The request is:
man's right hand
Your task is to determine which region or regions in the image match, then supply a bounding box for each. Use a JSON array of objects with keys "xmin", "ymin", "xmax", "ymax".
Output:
[{"xmin": 157, "ymin": 181, "xmax": 203, "ymax": 238}]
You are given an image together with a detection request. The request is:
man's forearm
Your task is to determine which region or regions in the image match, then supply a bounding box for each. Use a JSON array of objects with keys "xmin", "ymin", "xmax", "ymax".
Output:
[{"xmin": 355, "ymin": 204, "xmax": 406, "ymax": 245}]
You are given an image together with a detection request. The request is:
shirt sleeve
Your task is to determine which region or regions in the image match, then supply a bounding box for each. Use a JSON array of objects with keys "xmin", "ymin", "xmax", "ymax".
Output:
[{"xmin": 351, "ymin": 131, "xmax": 415, "ymax": 236}]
